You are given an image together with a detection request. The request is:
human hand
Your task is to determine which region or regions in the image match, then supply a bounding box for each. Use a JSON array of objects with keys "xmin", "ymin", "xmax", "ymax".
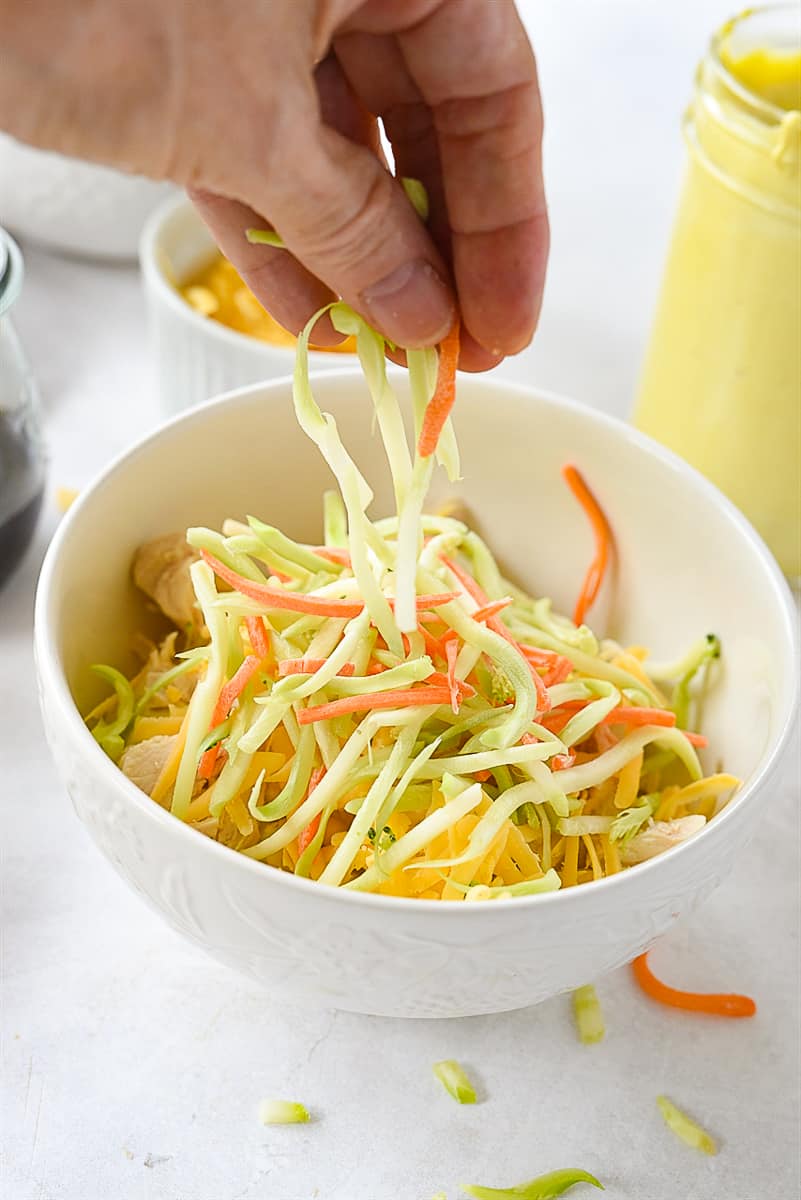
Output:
[{"xmin": 1, "ymin": 0, "xmax": 547, "ymax": 368}]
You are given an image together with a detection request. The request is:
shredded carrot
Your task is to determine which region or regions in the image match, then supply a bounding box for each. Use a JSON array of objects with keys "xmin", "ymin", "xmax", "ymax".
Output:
[
  {"xmin": 202, "ymin": 551, "xmax": 455, "ymax": 617},
  {"xmin": 632, "ymin": 952, "xmax": 756, "ymax": 1017},
  {"xmin": 445, "ymin": 639, "xmax": 460, "ymax": 713},
  {"xmin": 417, "ymin": 320, "xmax": 460, "ymax": 457},
  {"xmin": 441, "ymin": 553, "xmax": 488, "ymax": 606},
  {"xmin": 278, "ymin": 659, "xmax": 356, "ymax": 678},
  {"xmin": 419, "ymin": 623, "xmax": 447, "ymax": 662},
  {"xmin": 426, "ymin": 673, "xmax": 475, "ymax": 701},
  {"xmin": 561, "ymin": 463, "xmax": 613, "ymax": 626},
  {"xmin": 519, "ymin": 644, "xmax": 563, "ymax": 665},
  {"xmin": 313, "ymin": 546, "xmax": 351, "ymax": 566},
  {"xmin": 608, "ymin": 706, "xmax": 676, "ymax": 728},
  {"xmin": 389, "ymin": 592, "xmax": 458, "ymax": 612},
  {"xmin": 542, "ymin": 657, "xmax": 574, "ymax": 686},
  {"xmin": 470, "ymin": 597, "xmax": 513, "ymax": 623},
  {"xmin": 442, "ymin": 596, "xmax": 512, "ymax": 643},
  {"xmin": 199, "ymin": 654, "xmax": 262, "ymax": 778},
  {"xmin": 297, "ymin": 685, "xmax": 454, "ymax": 725},
  {"xmin": 682, "ymin": 731, "xmax": 708, "ymax": 747},
  {"xmin": 551, "ymin": 752, "xmax": 576, "ymax": 770},
  {"xmin": 542, "ymin": 702, "xmax": 677, "ymax": 736},
  {"xmin": 202, "ymin": 551, "xmax": 365, "ymax": 617},
  {"xmin": 245, "ymin": 615, "xmax": 272, "ymax": 662},
  {"xmin": 297, "ymin": 766, "xmax": 326, "ymax": 853}
]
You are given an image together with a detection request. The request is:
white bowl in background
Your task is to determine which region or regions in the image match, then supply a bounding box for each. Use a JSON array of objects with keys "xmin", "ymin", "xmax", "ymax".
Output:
[
  {"xmin": 139, "ymin": 194, "xmax": 354, "ymax": 415},
  {"xmin": 34, "ymin": 371, "xmax": 798, "ymax": 1017},
  {"xmin": 0, "ymin": 135, "xmax": 175, "ymax": 261}
]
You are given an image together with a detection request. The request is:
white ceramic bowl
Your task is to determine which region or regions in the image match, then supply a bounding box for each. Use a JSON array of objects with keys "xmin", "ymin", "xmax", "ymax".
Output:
[
  {"xmin": 139, "ymin": 194, "xmax": 354, "ymax": 415},
  {"xmin": 0, "ymin": 135, "xmax": 175, "ymax": 261},
  {"xmin": 34, "ymin": 372, "xmax": 798, "ymax": 1018}
]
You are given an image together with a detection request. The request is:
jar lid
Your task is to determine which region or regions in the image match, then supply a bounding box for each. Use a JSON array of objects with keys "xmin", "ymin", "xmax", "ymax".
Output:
[{"xmin": 0, "ymin": 226, "xmax": 24, "ymax": 317}]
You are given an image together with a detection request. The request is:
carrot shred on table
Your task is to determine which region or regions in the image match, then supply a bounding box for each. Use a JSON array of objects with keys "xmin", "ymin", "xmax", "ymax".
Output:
[
  {"xmin": 561, "ymin": 463, "xmax": 613, "ymax": 626},
  {"xmin": 632, "ymin": 951, "xmax": 756, "ymax": 1018},
  {"xmin": 199, "ymin": 654, "xmax": 262, "ymax": 778},
  {"xmin": 297, "ymin": 686, "xmax": 455, "ymax": 725},
  {"xmin": 417, "ymin": 320, "xmax": 460, "ymax": 458}
]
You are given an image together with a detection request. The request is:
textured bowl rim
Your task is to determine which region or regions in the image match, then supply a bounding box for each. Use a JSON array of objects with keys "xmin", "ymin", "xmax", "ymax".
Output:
[
  {"xmin": 34, "ymin": 369, "xmax": 800, "ymax": 915},
  {"xmin": 138, "ymin": 193, "xmax": 352, "ymax": 364}
]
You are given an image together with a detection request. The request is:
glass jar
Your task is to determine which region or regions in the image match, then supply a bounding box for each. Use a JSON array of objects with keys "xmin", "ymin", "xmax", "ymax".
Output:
[
  {"xmin": 0, "ymin": 226, "xmax": 46, "ymax": 587},
  {"xmin": 634, "ymin": 5, "xmax": 800, "ymax": 579}
]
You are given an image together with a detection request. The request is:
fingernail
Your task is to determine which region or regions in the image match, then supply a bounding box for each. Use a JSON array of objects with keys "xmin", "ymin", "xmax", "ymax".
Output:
[{"xmin": 360, "ymin": 260, "xmax": 455, "ymax": 346}]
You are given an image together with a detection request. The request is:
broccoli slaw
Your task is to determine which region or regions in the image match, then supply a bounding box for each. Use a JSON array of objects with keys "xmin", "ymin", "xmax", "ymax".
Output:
[{"xmin": 84, "ymin": 303, "xmax": 737, "ymax": 899}]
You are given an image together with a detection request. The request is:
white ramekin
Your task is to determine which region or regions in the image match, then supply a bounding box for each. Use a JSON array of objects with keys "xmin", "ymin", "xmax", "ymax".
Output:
[{"xmin": 139, "ymin": 194, "xmax": 352, "ymax": 414}]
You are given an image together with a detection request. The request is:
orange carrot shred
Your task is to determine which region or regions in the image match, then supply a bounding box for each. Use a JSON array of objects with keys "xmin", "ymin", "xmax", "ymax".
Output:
[
  {"xmin": 245, "ymin": 615, "xmax": 272, "ymax": 662},
  {"xmin": 419, "ymin": 623, "xmax": 447, "ymax": 662},
  {"xmin": 632, "ymin": 951, "xmax": 756, "ymax": 1018},
  {"xmin": 312, "ymin": 546, "xmax": 351, "ymax": 566},
  {"xmin": 417, "ymin": 320, "xmax": 460, "ymax": 458},
  {"xmin": 201, "ymin": 550, "xmax": 364, "ymax": 617},
  {"xmin": 607, "ymin": 706, "xmax": 676, "ymax": 728},
  {"xmin": 297, "ymin": 766, "xmax": 326, "ymax": 853},
  {"xmin": 199, "ymin": 654, "xmax": 262, "ymax": 778},
  {"xmin": 297, "ymin": 686, "xmax": 454, "ymax": 725},
  {"xmin": 278, "ymin": 659, "xmax": 356, "ymax": 678},
  {"xmin": 561, "ymin": 463, "xmax": 613, "ymax": 626},
  {"xmin": 445, "ymin": 639, "xmax": 460, "ymax": 713}
]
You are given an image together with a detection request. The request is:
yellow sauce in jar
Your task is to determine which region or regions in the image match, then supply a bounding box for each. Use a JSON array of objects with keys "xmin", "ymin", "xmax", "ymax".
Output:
[
  {"xmin": 635, "ymin": 8, "xmax": 800, "ymax": 577},
  {"xmin": 179, "ymin": 254, "xmax": 356, "ymax": 353}
]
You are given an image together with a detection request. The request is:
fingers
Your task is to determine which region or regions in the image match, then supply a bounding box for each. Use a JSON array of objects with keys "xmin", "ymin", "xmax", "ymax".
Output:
[
  {"xmin": 244, "ymin": 128, "xmax": 456, "ymax": 348},
  {"xmin": 187, "ymin": 54, "xmax": 381, "ymax": 347},
  {"xmin": 333, "ymin": 30, "xmax": 499, "ymax": 371},
  {"xmin": 395, "ymin": 0, "xmax": 548, "ymax": 355},
  {"xmin": 188, "ymin": 190, "xmax": 345, "ymax": 345}
]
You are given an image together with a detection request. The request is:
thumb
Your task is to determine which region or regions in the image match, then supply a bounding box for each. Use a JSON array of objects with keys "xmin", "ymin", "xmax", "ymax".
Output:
[{"xmin": 242, "ymin": 121, "xmax": 456, "ymax": 348}]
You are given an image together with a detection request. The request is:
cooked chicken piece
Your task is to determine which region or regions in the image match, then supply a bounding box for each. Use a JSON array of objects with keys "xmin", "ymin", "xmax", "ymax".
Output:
[
  {"xmin": 120, "ymin": 735, "xmax": 176, "ymax": 796},
  {"xmin": 132, "ymin": 533, "xmax": 200, "ymax": 633},
  {"xmin": 621, "ymin": 815, "xmax": 706, "ymax": 865}
]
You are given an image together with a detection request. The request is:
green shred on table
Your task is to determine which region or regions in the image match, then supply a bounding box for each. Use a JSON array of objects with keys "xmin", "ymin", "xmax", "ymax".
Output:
[
  {"xmin": 572, "ymin": 985, "xmax": 605, "ymax": 1044},
  {"xmin": 461, "ymin": 1167, "xmax": 604, "ymax": 1199},
  {"xmin": 657, "ymin": 1095, "xmax": 717, "ymax": 1155},
  {"xmin": 433, "ymin": 1059, "xmax": 477, "ymax": 1104}
]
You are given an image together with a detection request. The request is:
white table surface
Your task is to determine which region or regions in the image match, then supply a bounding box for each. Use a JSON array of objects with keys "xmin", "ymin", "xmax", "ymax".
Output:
[{"xmin": 2, "ymin": 3, "xmax": 799, "ymax": 1198}]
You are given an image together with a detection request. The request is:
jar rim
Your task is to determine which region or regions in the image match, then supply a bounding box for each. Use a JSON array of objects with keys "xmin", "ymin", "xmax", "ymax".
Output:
[
  {"xmin": 709, "ymin": 4, "xmax": 801, "ymax": 126},
  {"xmin": 0, "ymin": 226, "xmax": 24, "ymax": 318}
]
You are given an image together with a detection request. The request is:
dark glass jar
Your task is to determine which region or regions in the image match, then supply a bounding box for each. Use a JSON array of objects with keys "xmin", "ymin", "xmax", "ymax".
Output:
[{"xmin": 0, "ymin": 227, "xmax": 46, "ymax": 587}]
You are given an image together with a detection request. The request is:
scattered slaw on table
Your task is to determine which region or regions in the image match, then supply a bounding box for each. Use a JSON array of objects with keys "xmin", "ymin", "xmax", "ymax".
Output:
[{"xmin": 84, "ymin": 300, "xmax": 737, "ymax": 899}]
